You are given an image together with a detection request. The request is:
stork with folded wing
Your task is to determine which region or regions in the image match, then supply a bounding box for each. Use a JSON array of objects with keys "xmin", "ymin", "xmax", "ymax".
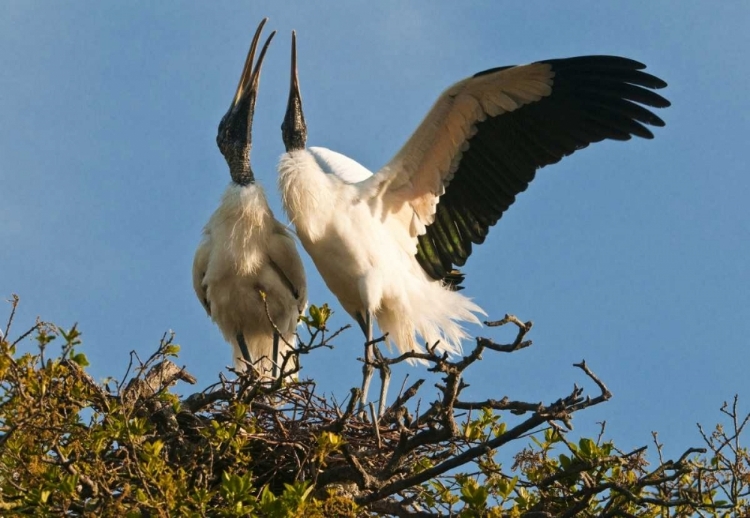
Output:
[{"xmin": 193, "ymin": 19, "xmax": 306, "ymax": 378}]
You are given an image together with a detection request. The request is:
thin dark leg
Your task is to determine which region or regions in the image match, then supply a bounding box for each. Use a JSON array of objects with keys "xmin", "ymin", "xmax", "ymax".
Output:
[
  {"xmin": 358, "ymin": 311, "xmax": 374, "ymax": 413},
  {"xmin": 355, "ymin": 313, "xmax": 368, "ymax": 336},
  {"xmin": 377, "ymin": 347, "xmax": 391, "ymax": 418},
  {"xmin": 272, "ymin": 331, "xmax": 280, "ymax": 379},
  {"xmin": 236, "ymin": 332, "xmax": 253, "ymax": 369}
]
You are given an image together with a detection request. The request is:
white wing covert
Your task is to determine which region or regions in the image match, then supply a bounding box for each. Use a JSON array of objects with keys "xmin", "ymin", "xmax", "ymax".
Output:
[{"xmin": 309, "ymin": 147, "xmax": 373, "ymax": 183}]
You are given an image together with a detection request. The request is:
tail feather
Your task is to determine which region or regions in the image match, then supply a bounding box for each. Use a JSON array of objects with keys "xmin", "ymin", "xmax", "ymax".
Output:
[
  {"xmin": 231, "ymin": 332, "xmax": 298, "ymax": 379},
  {"xmin": 376, "ymin": 281, "xmax": 485, "ymax": 364}
]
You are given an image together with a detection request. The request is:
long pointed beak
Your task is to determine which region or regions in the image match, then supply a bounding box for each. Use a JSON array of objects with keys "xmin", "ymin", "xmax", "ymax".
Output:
[
  {"xmin": 231, "ymin": 18, "xmax": 275, "ymax": 114},
  {"xmin": 217, "ymin": 19, "xmax": 276, "ymax": 185},
  {"xmin": 281, "ymin": 30, "xmax": 307, "ymax": 152}
]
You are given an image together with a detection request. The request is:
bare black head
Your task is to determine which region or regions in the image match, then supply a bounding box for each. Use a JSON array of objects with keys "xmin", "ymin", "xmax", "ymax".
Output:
[
  {"xmin": 281, "ymin": 31, "xmax": 307, "ymax": 152},
  {"xmin": 217, "ymin": 18, "xmax": 276, "ymax": 186}
]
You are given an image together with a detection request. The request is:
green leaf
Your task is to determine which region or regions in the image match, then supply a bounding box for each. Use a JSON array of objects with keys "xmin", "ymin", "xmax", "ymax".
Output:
[
  {"xmin": 497, "ymin": 476, "xmax": 518, "ymax": 499},
  {"xmin": 60, "ymin": 325, "xmax": 81, "ymax": 345},
  {"xmin": 163, "ymin": 344, "xmax": 181, "ymax": 356},
  {"xmin": 260, "ymin": 485, "xmax": 276, "ymax": 505},
  {"xmin": 579, "ymin": 437, "xmax": 595, "ymax": 458},
  {"xmin": 304, "ymin": 303, "xmax": 333, "ymax": 329},
  {"xmin": 72, "ymin": 352, "xmax": 89, "ymax": 367}
]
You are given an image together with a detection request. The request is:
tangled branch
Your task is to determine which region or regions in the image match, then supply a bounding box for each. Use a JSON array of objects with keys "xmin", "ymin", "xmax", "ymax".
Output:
[{"xmin": 1, "ymin": 296, "xmax": 747, "ymax": 517}]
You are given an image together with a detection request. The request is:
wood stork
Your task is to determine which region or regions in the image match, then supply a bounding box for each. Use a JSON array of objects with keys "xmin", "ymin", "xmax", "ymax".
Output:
[
  {"xmin": 277, "ymin": 33, "xmax": 669, "ymax": 412},
  {"xmin": 193, "ymin": 19, "xmax": 306, "ymax": 378}
]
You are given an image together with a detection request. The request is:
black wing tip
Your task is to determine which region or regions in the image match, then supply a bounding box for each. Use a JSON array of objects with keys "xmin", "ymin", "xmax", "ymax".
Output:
[
  {"xmin": 473, "ymin": 56, "xmax": 648, "ymax": 78},
  {"xmin": 543, "ymin": 55, "xmax": 647, "ymax": 69},
  {"xmin": 474, "ymin": 55, "xmax": 669, "ymax": 93},
  {"xmin": 635, "ymin": 71, "xmax": 669, "ymax": 90},
  {"xmin": 546, "ymin": 56, "xmax": 669, "ymax": 87},
  {"xmin": 650, "ymin": 76, "xmax": 669, "ymax": 90},
  {"xmin": 443, "ymin": 269, "xmax": 466, "ymax": 291},
  {"xmin": 643, "ymin": 92, "xmax": 671, "ymax": 108},
  {"xmin": 649, "ymin": 113, "xmax": 667, "ymax": 127}
]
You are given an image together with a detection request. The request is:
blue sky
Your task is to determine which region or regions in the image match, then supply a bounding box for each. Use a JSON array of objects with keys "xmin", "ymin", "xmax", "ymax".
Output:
[{"xmin": 1, "ymin": 2, "xmax": 748, "ymax": 458}]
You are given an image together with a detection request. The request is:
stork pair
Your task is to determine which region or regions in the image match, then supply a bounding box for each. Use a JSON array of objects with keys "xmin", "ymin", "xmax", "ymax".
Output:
[{"xmin": 193, "ymin": 19, "xmax": 669, "ymax": 414}]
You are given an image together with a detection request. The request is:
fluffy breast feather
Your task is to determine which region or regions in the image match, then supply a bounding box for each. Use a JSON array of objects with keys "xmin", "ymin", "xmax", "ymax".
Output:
[
  {"xmin": 278, "ymin": 150, "xmax": 345, "ymax": 242},
  {"xmin": 204, "ymin": 183, "xmax": 275, "ymax": 276}
]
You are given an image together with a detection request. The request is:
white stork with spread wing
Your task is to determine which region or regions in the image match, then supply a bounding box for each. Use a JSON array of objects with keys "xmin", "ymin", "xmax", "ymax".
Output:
[{"xmin": 277, "ymin": 32, "xmax": 669, "ymax": 412}]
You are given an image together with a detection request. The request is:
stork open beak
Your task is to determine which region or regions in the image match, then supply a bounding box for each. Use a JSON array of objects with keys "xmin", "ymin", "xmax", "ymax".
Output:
[
  {"xmin": 217, "ymin": 18, "xmax": 276, "ymax": 186},
  {"xmin": 281, "ymin": 31, "xmax": 307, "ymax": 152}
]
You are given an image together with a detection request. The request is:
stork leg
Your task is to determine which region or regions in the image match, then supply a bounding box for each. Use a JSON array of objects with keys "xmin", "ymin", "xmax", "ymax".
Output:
[
  {"xmin": 272, "ymin": 331, "xmax": 280, "ymax": 379},
  {"xmin": 236, "ymin": 332, "xmax": 253, "ymax": 371},
  {"xmin": 376, "ymin": 348, "xmax": 391, "ymax": 418},
  {"xmin": 357, "ymin": 311, "xmax": 374, "ymax": 414}
]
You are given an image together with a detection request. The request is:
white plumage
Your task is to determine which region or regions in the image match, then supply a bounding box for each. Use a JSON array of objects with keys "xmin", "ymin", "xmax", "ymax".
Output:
[
  {"xmin": 278, "ymin": 147, "xmax": 482, "ymax": 359},
  {"xmin": 193, "ymin": 184, "xmax": 306, "ymax": 375},
  {"xmin": 193, "ymin": 19, "xmax": 306, "ymax": 377},
  {"xmin": 277, "ymin": 32, "xmax": 668, "ymax": 411}
]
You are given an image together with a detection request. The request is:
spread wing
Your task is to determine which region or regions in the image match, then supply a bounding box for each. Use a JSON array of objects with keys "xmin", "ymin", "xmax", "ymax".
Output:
[{"xmin": 368, "ymin": 55, "xmax": 669, "ymax": 280}]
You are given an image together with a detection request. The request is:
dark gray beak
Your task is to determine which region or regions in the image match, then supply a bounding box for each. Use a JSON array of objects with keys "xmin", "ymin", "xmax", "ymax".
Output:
[
  {"xmin": 281, "ymin": 31, "xmax": 307, "ymax": 152},
  {"xmin": 217, "ymin": 18, "xmax": 276, "ymax": 185}
]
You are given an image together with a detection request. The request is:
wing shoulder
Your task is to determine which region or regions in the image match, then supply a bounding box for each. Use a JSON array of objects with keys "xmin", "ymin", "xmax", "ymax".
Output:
[
  {"xmin": 192, "ymin": 234, "xmax": 212, "ymax": 316},
  {"xmin": 267, "ymin": 222, "xmax": 307, "ymax": 308},
  {"xmin": 309, "ymin": 146, "xmax": 373, "ymax": 184}
]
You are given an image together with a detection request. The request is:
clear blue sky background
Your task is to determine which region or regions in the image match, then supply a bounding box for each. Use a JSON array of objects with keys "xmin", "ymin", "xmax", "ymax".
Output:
[{"xmin": 2, "ymin": 2, "xmax": 748, "ymax": 459}]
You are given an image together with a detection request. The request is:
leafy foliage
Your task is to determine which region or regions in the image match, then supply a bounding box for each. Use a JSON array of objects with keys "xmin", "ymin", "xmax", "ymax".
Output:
[{"xmin": 0, "ymin": 295, "xmax": 748, "ymax": 517}]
